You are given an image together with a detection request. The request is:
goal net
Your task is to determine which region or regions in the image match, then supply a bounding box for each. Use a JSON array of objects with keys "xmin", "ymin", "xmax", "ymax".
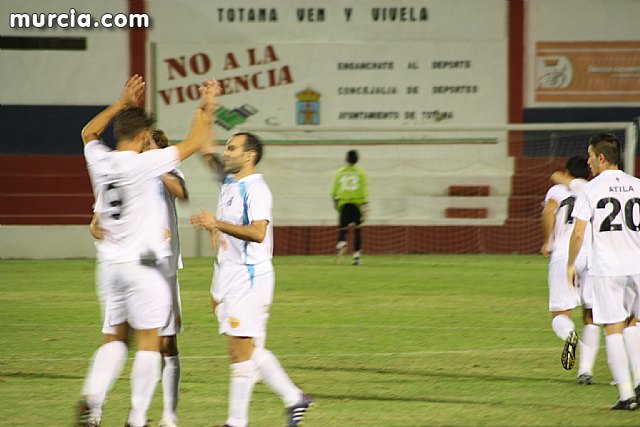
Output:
[{"xmin": 179, "ymin": 121, "xmax": 638, "ymax": 255}]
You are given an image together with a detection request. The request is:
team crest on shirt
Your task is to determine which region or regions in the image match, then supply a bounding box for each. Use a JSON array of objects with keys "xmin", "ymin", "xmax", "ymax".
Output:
[{"xmin": 229, "ymin": 317, "xmax": 241, "ymax": 328}]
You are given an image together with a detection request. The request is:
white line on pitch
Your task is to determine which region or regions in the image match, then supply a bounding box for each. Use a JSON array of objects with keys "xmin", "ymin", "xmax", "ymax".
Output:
[
  {"xmin": 0, "ymin": 347, "xmax": 558, "ymax": 363},
  {"xmin": 0, "ymin": 323, "xmax": 551, "ymax": 333}
]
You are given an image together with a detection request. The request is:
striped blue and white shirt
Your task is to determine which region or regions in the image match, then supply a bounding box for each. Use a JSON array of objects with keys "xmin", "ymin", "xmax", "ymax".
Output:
[{"xmin": 216, "ymin": 173, "xmax": 273, "ymax": 272}]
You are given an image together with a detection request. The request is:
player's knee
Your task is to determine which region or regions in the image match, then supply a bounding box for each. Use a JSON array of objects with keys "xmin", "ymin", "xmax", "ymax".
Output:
[
  {"xmin": 103, "ymin": 331, "xmax": 129, "ymax": 345},
  {"xmin": 103, "ymin": 333, "xmax": 128, "ymax": 346},
  {"xmin": 250, "ymin": 346, "xmax": 271, "ymax": 365},
  {"xmin": 160, "ymin": 335, "xmax": 178, "ymax": 356},
  {"xmin": 230, "ymin": 359, "xmax": 256, "ymax": 378}
]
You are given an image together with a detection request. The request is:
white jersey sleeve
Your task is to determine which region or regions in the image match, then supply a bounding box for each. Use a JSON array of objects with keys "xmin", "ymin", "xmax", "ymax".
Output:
[
  {"xmin": 569, "ymin": 178, "xmax": 587, "ymax": 194},
  {"xmin": 128, "ymin": 146, "xmax": 180, "ymax": 183},
  {"xmin": 247, "ymin": 180, "xmax": 272, "ymax": 223},
  {"xmin": 544, "ymin": 185, "xmax": 564, "ymax": 205},
  {"xmin": 544, "ymin": 184, "xmax": 582, "ymax": 261},
  {"xmin": 574, "ymin": 185, "xmax": 593, "ymax": 223},
  {"xmin": 84, "ymin": 141, "xmax": 112, "ymax": 199}
]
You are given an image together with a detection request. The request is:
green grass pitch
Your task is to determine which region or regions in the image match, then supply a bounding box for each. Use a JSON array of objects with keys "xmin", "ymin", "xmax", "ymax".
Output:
[{"xmin": 0, "ymin": 255, "xmax": 637, "ymax": 426}]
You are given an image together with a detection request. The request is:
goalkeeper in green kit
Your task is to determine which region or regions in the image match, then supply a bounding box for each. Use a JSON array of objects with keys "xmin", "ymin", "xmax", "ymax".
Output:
[{"xmin": 331, "ymin": 149, "xmax": 369, "ymax": 265}]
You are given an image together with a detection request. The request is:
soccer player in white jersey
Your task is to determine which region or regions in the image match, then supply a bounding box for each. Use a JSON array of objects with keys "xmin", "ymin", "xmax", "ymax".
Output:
[
  {"xmin": 150, "ymin": 129, "xmax": 188, "ymax": 427},
  {"xmin": 542, "ymin": 156, "xmax": 602, "ymax": 381},
  {"xmin": 88, "ymin": 129, "xmax": 187, "ymax": 427},
  {"xmin": 568, "ymin": 133, "xmax": 640, "ymax": 410},
  {"xmin": 190, "ymin": 132, "xmax": 313, "ymax": 427},
  {"xmin": 77, "ymin": 75, "xmax": 217, "ymax": 427}
]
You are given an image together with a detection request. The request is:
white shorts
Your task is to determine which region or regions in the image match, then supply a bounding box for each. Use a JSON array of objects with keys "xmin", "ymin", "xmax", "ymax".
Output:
[
  {"xmin": 101, "ymin": 260, "xmax": 171, "ymax": 333},
  {"xmin": 579, "ymin": 274, "xmax": 595, "ymax": 310},
  {"xmin": 548, "ymin": 257, "xmax": 588, "ymax": 311},
  {"xmin": 211, "ymin": 261, "xmax": 274, "ymax": 338},
  {"xmin": 95, "ymin": 260, "xmax": 108, "ymax": 316},
  {"xmin": 591, "ymin": 275, "xmax": 640, "ymax": 325},
  {"xmin": 159, "ymin": 273, "xmax": 183, "ymax": 337}
]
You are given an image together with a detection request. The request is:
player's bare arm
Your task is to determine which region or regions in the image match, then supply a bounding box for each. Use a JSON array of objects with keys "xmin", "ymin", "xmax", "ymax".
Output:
[
  {"xmin": 81, "ymin": 75, "xmax": 145, "ymax": 144},
  {"xmin": 216, "ymin": 220, "xmax": 269, "ymax": 243},
  {"xmin": 190, "ymin": 209, "xmax": 216, "ymax": 230},
  {"xmin": 567, "ymin": 218, "xmax": 587, "ymax": 285},
  {"xmin": 190, "ymin": 209, "xmax": 220, "ymax": 249},
  {"xmin": 162, "ymin": 173, "xmax": 188, "ymax": 200},
  {"xmin": 541, "ymin": 199, "xmax": 558, "ymax": 257},
  {"xmin": 190, "ymin": 209, "xmax": 268, "ymax": 243},
  {"xmin": 174, "ymin": 79, "xmax": 219, "ymax": 161},
  {"xmin": 200, "ymin": 125, "xmax": 224, "ymax": 173}
]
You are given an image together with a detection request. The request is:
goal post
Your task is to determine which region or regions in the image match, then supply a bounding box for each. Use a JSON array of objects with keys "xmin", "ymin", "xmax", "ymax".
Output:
[
  {"xmin": 181, "ymin": 120, "xmax": 638, "ymax": 255},
  {"xmin": 249, "ymin": 121, "xmax": 637, "ymax": 176}
]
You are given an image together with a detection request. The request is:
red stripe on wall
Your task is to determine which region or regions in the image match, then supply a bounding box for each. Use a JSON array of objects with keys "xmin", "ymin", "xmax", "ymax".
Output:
[
  {"xmin": 508, "ymin": 0, "xmax": 525, "ymax": 158},
  {"xmin": 128, "ymin": 0, "xmax": 146, "ymax": 80},
  {"xmin": 508, "ymin": 0, "xmax": 524, "ymax": 124},
  {"xmin": 0, "ymin": 155, "xmax": 93, "ymax": 225}
]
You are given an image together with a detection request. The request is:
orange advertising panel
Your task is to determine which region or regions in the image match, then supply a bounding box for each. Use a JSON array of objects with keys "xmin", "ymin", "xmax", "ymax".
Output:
[{"xmin": 535, "ymin": 41, "xmax": 640, "ymax": 103}]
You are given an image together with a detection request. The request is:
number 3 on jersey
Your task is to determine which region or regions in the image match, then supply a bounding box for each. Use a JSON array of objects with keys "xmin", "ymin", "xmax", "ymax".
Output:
[
  {"xmin": 105, "ymin": 183, "xmax": 124, "ymax": 220},
  {"xmin": 597, "ymin": 197, "xmax": 640, "ymax": 232}
]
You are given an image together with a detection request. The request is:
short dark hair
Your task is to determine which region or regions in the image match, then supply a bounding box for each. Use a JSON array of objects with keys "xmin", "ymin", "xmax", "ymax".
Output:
[
  {"xmin": 565, "ymin": 156, "xmax": 589, "ymax": 179},
  {"xmin": 346, "ymin": 150, "xmax": 358, "ymax": 164},
  {"xmin": 588, "ymin": 133, "xmax": 621, "ymax": 166},
  {"xmin": 113, "ymin": 106, "xmax": 153, "ymax": 141},
  {"xmin": 234, "ymin": 131, "xmax": 263, "ymax": 165},
  {"xmin": 152, "ymin": 129, "xmax": 169, "ymax": 149}
]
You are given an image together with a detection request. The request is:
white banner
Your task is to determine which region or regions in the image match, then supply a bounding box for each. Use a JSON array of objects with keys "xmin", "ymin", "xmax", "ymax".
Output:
[
  {"xmin": 152, "ymin": 41, "xmax": 507, "ymax": 141},
  {"xmin": 148, "ymin": 0, "xmax": 506, "ymax": 43}
]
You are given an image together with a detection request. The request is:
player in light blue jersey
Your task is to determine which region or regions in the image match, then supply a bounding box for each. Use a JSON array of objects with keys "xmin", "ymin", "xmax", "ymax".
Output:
[{"xmin": 191, "ymin": 132, "xmax": 313, "ymax": 427}]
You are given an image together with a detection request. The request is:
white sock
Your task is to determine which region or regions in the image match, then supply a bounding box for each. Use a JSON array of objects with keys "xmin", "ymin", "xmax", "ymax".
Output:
[
  {"xmin": 252, "ymin": 347, "xmax": 302, "ymax": 407},
  {"xmin": 578, "ymin": 324, "xmax": 600, "ymax": 376},
  {"xmin": 227, "ymin": 360, "xmax": 256, "ymax": 427},
  {"xmin": 605, "ymin": 334, "xmax": 634, "ymax": 401},
  {"xmin": 551, "ymin": 314, "xmax": 574, "ymax": 341},
  {"xmin": 252, "ymin": 337, "xmax": 266, "ymax": 383},
  {"xmin": 623, "ymin": 326, "xmax": 640, "ymax": 387},
  {"xmin": 162, "ymin": 355, "xmax": 181, "ymax": 422},
  {"xmin": 128, "ymin": 351, "xmax": 161, "ymax": 427},
  {"xmin": 82, "ymin": 341, "xmax": 127, "ymax": 418}
]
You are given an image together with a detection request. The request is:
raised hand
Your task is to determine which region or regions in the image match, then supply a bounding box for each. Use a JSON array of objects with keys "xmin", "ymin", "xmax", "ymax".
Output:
[
  {"xmin": 119, "ymin": 74, "xmax": 145, "ymax": 107},
  {"xmin": 198, "ymin": 78, "xmax": 219, "ymax": 114}
]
